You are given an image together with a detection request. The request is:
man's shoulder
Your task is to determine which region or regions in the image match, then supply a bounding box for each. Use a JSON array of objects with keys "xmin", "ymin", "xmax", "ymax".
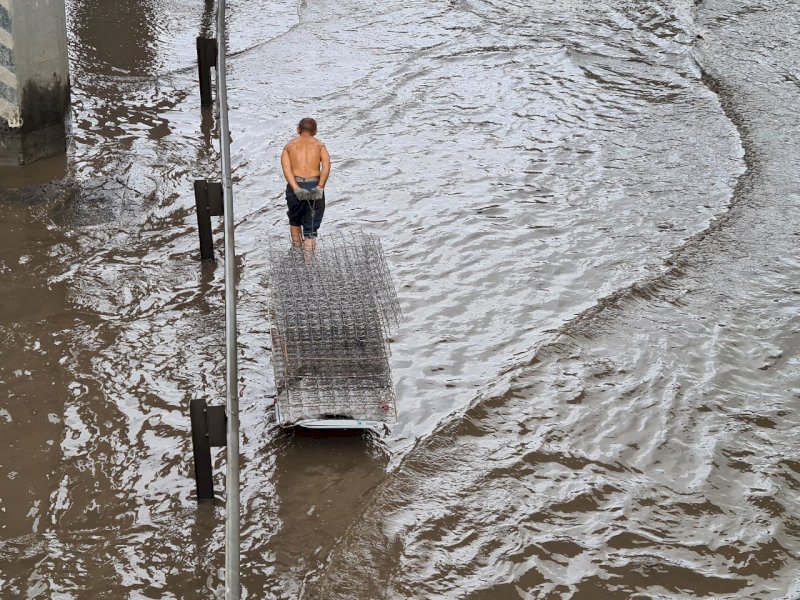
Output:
[{"xmin": 285, "ymin": 136, "xmax": 326, "ymax": 147}]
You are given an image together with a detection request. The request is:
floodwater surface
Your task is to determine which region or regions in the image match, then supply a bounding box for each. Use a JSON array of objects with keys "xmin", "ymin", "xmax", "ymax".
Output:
[{"xmin": 1, "ymin": 0, "xmax": 798, "ymax": 598}]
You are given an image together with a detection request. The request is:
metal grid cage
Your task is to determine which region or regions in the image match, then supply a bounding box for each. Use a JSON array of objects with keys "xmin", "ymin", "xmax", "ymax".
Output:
[{"xmin": 266, "ymin": 231, "xmax": 400, "ymax": 425}]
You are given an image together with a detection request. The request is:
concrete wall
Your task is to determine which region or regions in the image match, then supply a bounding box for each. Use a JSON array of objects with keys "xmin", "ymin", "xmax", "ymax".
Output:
[
  {"xmin": 0, "ymin": 0, "xmax": 70, "ymax": 166},
  {"xmin": 0, "ymin": 0, "xmax": 20, "ymax": 129}
]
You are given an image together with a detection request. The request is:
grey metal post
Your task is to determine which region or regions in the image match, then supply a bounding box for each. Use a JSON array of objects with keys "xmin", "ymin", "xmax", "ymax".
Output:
[
  {"xmin": 193, "ymin": 180, "xmax": 215, "ymax": 260},
  {"xmin": 189, "ymin": 398, "xmax": 215, "ymax": 501},
  {"xmin": 196, "ymin": 36, "xmax": 217, "ymax": 107},
  {"xmin": 215, "ymin": 0, "xmax": 241, "ymax": 598}
]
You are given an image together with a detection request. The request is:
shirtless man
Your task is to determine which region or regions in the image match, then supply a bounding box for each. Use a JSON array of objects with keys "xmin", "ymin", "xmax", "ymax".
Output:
[{"xmin": 280, "ymin": 117, "xmax": 331, "ymax": 251}]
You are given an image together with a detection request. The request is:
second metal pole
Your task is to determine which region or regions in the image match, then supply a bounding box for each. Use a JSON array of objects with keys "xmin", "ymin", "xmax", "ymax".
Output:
[{"xmin": 215, "ymin": 0, "xmax": 241, "ymax": 597}]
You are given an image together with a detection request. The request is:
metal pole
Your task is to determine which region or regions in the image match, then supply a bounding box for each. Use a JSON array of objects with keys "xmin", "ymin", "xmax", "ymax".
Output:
[{"xmin": 215, "ymin": 0, "xmax": 240, "ymax": 597}]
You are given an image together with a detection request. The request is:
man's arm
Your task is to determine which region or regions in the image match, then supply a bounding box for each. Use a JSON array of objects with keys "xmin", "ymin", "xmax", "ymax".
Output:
[
  {"xmin": 318, "ymin": 144, "xmax": 331, "ymax": 189},
  {"xmin": 281, "ymin": 147, "xmax": 299, "ymax": 191}
]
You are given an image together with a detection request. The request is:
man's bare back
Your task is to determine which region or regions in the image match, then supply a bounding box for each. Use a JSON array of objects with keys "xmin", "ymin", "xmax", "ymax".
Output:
[
  {"xmin": 283, "ymin": 136, "xmax": 329, "ymax": 180},
  {"xmin": 281, "ymin": 119, "xmax": 331, "ymax": 189}
]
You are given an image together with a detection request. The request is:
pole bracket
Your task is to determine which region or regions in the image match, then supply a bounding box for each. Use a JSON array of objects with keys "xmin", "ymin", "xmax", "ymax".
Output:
[
  {"xmin": 189, "ymin": 398, "xmax": 227, "ymax": 502},
  {"xmin": 194, "ymin": 180, "xmax": 223, "ymax": 260},
  {"xmin": 196, "ymin": 36, "xmax": 218, "ymax": 106}
]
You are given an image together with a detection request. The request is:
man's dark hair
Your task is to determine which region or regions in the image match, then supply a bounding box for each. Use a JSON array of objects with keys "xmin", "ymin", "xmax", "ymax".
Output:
[{"xmin": 298, "ymin": 117, "xmax": 317, "ymax": 135}]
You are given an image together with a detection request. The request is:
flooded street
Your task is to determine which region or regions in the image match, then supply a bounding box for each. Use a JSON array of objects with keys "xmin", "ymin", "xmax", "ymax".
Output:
[{"xmin": 1, "ymin": 0, "xmax": 799, "ymax": 597}]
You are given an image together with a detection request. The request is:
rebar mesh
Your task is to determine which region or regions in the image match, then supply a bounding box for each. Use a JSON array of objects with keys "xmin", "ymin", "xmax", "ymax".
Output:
[{"xmin": 266, "ymin": 231, "xmax": 400, "ymax": 425}]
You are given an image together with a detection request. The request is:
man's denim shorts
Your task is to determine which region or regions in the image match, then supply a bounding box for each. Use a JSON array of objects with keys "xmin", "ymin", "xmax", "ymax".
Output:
[{"xmin": 286, "ymin": 179, "xmax": 325, "ymax": 238}]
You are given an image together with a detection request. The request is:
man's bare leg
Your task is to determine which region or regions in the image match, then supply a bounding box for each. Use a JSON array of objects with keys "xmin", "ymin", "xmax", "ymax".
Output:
[
  {"xmin": 290, "ymin": 225, "xmax": 303, "ymax": 248},
  {"xmin": 302, "ymin": 236, "xmax": 316, "ymax": 265}
]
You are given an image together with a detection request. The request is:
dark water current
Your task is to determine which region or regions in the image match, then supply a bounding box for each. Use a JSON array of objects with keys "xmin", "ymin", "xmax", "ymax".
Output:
[{"xmin": 1, "ymin": 0, "xmax": 798, "ymax": 597}]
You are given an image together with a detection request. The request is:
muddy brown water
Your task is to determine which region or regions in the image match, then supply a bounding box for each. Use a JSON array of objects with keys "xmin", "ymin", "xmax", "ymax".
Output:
[{"xmin": 1, "ymin": 0, "xmax": 799, "ymax": 598}]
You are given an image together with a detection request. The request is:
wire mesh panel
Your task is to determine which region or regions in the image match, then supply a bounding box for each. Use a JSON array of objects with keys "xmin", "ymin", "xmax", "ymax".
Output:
[{"xmin": 266, "ymin": 231, "xmax": 400, "ymax": 425}]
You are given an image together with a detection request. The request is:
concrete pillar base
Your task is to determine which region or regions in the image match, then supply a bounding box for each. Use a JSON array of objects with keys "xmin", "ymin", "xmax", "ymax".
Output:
[
  {"xmin": 0, "ymin": 0, "xmax": 70, "ymax": 167},
  {"xmin": 0, "ymin": 124, "xmax": 67, "ymax": 167}
]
